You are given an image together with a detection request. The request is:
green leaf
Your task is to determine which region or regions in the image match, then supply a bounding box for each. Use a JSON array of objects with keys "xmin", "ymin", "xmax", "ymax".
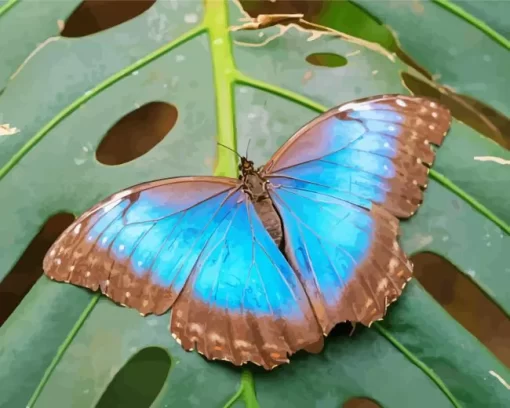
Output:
[{"xmin": 0, "ymin": 1, "xmax": 508, "ymax": 407}]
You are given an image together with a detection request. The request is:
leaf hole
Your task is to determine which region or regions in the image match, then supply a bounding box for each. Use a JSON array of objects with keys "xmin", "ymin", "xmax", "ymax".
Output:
[
  {"xmin": 61, "ymin": 0, "xmax": 156, "ymax": 38},
  {"xmin": 239, "ymin": 0, "xmax": 432, "ymax": 80},
  {"xmin": 343, "ymin": 397, "xmax": 382, "ymax": 408},
  {"xmin": 0, "ymin": 212, "xmax": 75, "ymax": 327},
  {"xmin": 412, "ymin": 252, "xmax": 510, "ymax": 368},
  {"xmin": 96, "ymin": 101, "xmax": 178, "ymax": 166},
  {"xmin": 96, "ymin": 346, "xmax": 171, "ymax": 408},
  {"xmin": 402, "ymin": 72, "xmax": 510, "ymax": 150},
  {"xmin": 306, "ymin": 52, "xmax": 348, "ymax": 68}
]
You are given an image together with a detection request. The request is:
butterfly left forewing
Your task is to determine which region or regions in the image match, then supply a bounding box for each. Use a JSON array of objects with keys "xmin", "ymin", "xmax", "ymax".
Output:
[
  {"xmin": 43, "ymin": 176, "xmax": 241, "ymax": 315},
  {"xmin": 265, "ymin": 95, "xmax": 451, "ymax": 329}
]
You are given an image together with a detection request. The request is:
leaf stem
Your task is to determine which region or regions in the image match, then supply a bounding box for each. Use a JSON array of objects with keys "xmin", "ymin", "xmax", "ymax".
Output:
[
  {"xmin": 0, "ymin": 24, "xmax": 207, "ymax": 182},
  {"xmin": 429, "ymin": 169, "xmax": 509, "ymax": 235},
  {"xmin": 26, "ymin": 293, "xmax": 101, "ymax": 407},
  {"xmin": 223, "ymin": 369, "xmax": 259, "ymax": 408},
  {"xmin": 373, "ymin": 322, "xmax": 461, "ymax": 408},
  {"xmin": 432, "ymin": 0, "xmax": 509, "ymax": 50},
  {"xmin": 204, "ymin": 0, "xmax": 238, "ymax": 178},
  {"xmin": 234, "ymin": 73, "xmax": 510, "ymax": 234}
]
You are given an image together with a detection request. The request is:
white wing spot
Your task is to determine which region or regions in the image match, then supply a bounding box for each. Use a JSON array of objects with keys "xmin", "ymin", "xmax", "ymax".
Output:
[
  {"xmin": 428, "ymin": 124, "xmax": 435, "ymax": 130},
  {"xmin": 412, "ymin": 180, "xmax": 418, "ymax": 185},
  {"xmin": 73, "ymin": 224, "xmax": 81, "ymax": 235},
  {"xmin": 383, "ymin": 142, "xmax": 390, "ymax": 148},
  {"xmin": 432, "ymin": 112, "xmax": 438, "ymax": 118},
  {"xmin": 69, "ymin": 266, "xmax": 75, "ymax": 271},
  {"xmin": 105, "ymin": 280, "xmax": 110, "ymax": 286},
  {"xmin": 101, "ymin": 237, "xmax": 108, "ymax": 244},
  {"xmin": 137, "ymin": 260, "xmax": 143, "ymax": 267},
  {"xmin": 85, "ymin": 271, "xmax": 91, "ymax": 277},
  {"xmin": 377, "ymin": 278, "xmax": 389, "ymax": 292},
  {"xmin": 388, "ymin": 126, "xmax": 395, "ymax": 132},
  {"xmin": 234, "ymin": 340, "xmax": 252, "ymax": 349},
  {"xmin": 142, "ymin": 300, "xmax": 149, "ymax": 307},
  {"xmin": 55, "ymin": 258, "xmax": 61, "ymax": 265},
  {"xmin": 383, "ymin": 165, "xmax": 389, "ymax": 170},
  {"xmin": 424, "ymin": 140, "xmax": 430, "ymax": 146},
  {"xmin": 125, "ymin": 292, "xmax": 131, "ymax": 298},
  {"xmin": 208, "ymin": 332, "xmax": 225, "ymax": 344},
  {"xmin": 416, "ymin": 158, "xmax": 423, "ymax": 164},
  {"xmin": 190, "ymin": 323, "xmax": 203, "ymax": 335},
  {"xmin": 50, "ymin": 249, "xmax": 56, "ymax": 257},
  {"xmin": 430, "ymin": 102, "xmax": 437, "ymax": 108},
  {"xmin": 119, "ymin": 244, "xmax": 125, "ymax": 252},
  {"xmin": 396, "ymin": 99, "xmax": 407, "ymax": 107}
]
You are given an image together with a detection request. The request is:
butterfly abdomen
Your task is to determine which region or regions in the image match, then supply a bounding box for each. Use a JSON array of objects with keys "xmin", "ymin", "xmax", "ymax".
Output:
[
  {"xmin": 243, "ymin": 171, "xmax": 283, "ymax": 247},
  {"xmin": 253, "ymin": 197, "xmax": 283, "ymax": 248}
]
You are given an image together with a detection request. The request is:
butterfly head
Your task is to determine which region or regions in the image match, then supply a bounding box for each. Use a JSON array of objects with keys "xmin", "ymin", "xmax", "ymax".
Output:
[{"xmin": 239, "ymin": 157, "xmax": 256, "ymax": 175}]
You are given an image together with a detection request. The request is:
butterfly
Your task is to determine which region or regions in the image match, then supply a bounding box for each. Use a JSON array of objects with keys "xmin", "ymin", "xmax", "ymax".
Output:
[{"xmin": 43, "ymin": 94, "xmax": 451, "ymax": 370}]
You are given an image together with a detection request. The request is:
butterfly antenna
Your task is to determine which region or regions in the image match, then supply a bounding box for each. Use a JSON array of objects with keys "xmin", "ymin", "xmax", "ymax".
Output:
[
  {"xmin": 245, "ymin": 139, "xmax": 251, "ymax": 159},
  {"xmin": 217, "ymin": 142, "xmax": 242, "ymax": 159}
]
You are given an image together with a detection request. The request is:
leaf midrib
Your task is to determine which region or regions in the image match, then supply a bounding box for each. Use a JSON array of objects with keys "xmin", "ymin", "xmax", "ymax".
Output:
[{"xmin": 4, "ymin": 0, "xmax": 504, "ymax": 407}]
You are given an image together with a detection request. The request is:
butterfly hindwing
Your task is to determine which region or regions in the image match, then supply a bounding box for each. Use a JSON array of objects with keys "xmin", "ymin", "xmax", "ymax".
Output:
[
  {"xmin": 269, "ymin": 181, "xmax": 411, "ymax": 331},
  {"xmin": 171, "ymin": 196, "xmax": 322, "ymax": 369},
  {"xmin": 265, "ymin": 95, "xmax": 451, "ymax": 329}
]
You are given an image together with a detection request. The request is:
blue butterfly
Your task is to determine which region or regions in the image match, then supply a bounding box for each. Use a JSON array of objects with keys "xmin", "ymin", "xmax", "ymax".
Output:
[{"xmin": 43, "ymin": 95, "xmax": 451, "ymax": 370}]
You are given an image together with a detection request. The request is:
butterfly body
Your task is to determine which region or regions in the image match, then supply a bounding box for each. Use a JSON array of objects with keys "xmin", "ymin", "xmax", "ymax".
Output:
[
  {"xmin": 240, "ymin": 157, "xmax": 284, "ymax": 247},
  {"xmin": 43, "ymin": 95, "xmax": 452, "ymax": 370}
]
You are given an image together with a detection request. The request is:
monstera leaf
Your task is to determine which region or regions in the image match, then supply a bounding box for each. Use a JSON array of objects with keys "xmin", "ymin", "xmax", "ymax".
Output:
[{"xmin": 0, "ymin": 0, "xmax": 509, "ymax": 407}]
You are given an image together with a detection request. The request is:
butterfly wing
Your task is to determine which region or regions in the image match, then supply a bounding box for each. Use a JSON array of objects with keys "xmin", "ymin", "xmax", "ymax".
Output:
[
  {"xmin": 171, "ymin": 195, "xmax": 322, "ymax": 369},
  {"xmin": 264, "ymin": 95, "xmax": 451, "ymax": 331},
  {"xmin": 263, "ymin": 94, "xmax": 451, "ymax": 218},
  {"xmin": 43, "ymin": 176, "xmax": 322, "ymax": 369},
  {"xmin": 43, "ymin": 176, "xmax": 241, "ymax": 314}
]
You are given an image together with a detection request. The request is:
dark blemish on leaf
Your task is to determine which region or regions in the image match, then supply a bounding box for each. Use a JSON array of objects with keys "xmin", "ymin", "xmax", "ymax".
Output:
[
  {"xmin": 343, "ymin": 397, "xmax": 382, "ymax": 408},
  {"xmin": 402, "ymin": 72, "xmax": 510, "ymax": 150},
  {"xmin": 0, "ymin": 213, "xmax": 75, "ymax": 327},
  {"xmin": 96, "ymin": 102, "xmax": 178, "ymax": 166},
  {"xmin": 96, "ymin": 347, "xmax": 171, "ymax": 408},
  {"xmin": 306, "ymin": 52, "xmax": 347, "ymax": 68},
  {"xmin": 412, "ymin": 252, "xmax": 510, "ymax": 368},
  {"xmin": 61, "ymin": 0, "xmax": 156, "ymax": 38}
]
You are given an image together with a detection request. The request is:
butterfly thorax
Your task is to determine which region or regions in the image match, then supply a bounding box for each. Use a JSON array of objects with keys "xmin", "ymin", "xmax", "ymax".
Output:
[{"xmin": 240, "ymin": 157, "xmax": 283, "ymax": 248}]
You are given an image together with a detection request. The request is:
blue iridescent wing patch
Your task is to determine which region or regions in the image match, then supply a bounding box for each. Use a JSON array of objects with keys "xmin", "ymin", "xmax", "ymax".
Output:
[
  {"xmin": 264, "ymin": 94, "xmax": 451, "ymax": 218},
  {"xmin": 171, "ymin": 197, "xmax": 322, "ymax": 369},
  {"xmin": 264, "ymin": 94, "xmax": 451, "ymax": 332},
  {"xmin": 44, "ymin": 176, "xmax": 243, "ymax": 314}
]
